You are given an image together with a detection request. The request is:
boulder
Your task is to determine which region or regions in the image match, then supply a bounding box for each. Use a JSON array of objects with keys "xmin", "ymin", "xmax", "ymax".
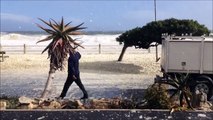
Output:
[
  {"xmin": 39, "ymin": 100, "xmax": 61, "ymax": 109},
  {"xmin": 61, "ymin": 100, "xmax": 77, "ymax": 109},
  {"xmin": 191, "ymin": 89, "xmax": 212, "ymax": 111},
  {"xmin": 18, "ymin": 96, "xmax": 39, "ymax": 109},
  {"xmin": 75, "ymin": 100, "xmax": 85, "ymax": 109},
  {"xmin": 18, "ymin": 103, "xmax": 36, "ymax": 109},
  {"xmin": 90, "ymin": 98, "xmax": 111, "ymax": 109},
  {"xmin": 0, "ymin": 101, "xmax": 7, "ymax": 110},
  {"xmin": 18, "ymin": 96, "xmax": 34, "ymax": 104},
  {"xmin": 197, "ymin": 101, "xmax": 213, "ymax": 111}
]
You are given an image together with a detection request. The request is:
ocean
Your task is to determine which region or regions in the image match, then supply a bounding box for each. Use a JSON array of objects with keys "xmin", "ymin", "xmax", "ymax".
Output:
[
  {"xmin": 0, "ymin": 31, "xmax": 157, "ymax": 54},
  {"xmin": 0, "ymin": 31, "xmax": 122, "ymax": 46}
]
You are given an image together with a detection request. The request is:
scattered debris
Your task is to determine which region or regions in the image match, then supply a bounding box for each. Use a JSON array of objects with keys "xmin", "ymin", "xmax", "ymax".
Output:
[{"xmin": 0, "ymin": 96, "xmax": 212, "ymax": 111}]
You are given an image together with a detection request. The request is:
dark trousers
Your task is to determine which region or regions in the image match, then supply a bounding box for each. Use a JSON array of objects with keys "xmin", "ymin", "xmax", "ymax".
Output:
[{"xmin": 60, "ymin": 73, "xmax": 88, "ymax": 98}]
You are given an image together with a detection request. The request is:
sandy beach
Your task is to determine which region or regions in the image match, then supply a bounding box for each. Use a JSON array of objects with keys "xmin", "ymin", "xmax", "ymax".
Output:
[{"xmin": 0, "ymin": 53, "xmax": 161, "ymax": 99}]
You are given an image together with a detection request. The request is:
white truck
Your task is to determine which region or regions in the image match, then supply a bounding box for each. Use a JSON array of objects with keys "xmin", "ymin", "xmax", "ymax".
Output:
[{"xmin": 156, "ymin": 35, "xmax": 213, "ymax": 100}]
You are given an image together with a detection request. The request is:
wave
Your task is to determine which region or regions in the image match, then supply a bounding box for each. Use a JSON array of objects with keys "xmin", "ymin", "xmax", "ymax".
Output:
[{"xmin": 0, "ymin": 33, "xmax": 121, "ymax": 45}]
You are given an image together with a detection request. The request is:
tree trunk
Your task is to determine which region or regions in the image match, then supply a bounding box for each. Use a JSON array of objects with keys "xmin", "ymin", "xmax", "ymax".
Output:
[
  {"xmin": 41, "ymin": 64, "xmax": 56, "ymax": 98},
  {"xmin": 118, "ymin": 45, "xmax": 128, "ymax": 61}
]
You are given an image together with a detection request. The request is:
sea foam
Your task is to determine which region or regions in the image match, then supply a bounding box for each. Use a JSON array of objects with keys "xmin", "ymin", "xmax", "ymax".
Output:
[{"xmin": 0, "ymin": 33, "xmax": 121, "ymax": 46}]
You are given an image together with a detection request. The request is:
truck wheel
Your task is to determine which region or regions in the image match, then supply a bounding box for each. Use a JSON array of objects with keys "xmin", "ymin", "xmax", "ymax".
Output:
[{"xmin": 193, "ymin": 80, "xmax": 213, "ymax": 100}]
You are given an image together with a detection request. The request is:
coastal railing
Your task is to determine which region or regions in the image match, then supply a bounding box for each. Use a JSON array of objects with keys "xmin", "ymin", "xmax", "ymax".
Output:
[{"xmin": 0, "ymin": 44, "xmax": 158, "ymax": 54}]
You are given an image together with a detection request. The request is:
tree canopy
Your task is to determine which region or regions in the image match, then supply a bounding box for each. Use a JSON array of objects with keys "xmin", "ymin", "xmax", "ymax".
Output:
[
  {"xmin": 116, "ymin": 18, "xmax": 210, "ymax": 49},
  {"xmin": 116, "ymin": 18, "xmax": 210, "ymax": 61}
]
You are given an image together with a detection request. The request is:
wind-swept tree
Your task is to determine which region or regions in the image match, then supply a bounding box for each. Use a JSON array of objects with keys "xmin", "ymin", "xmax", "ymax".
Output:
[
  {"xmin": 116, "ymin": 18, "xmax": 210, "ymax": 61},
  {"xmin": 37, "ymin": 18, "xmax": 86, "ymax": 98}
]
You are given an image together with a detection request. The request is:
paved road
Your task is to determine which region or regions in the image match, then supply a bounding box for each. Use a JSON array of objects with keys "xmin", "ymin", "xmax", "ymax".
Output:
[
  {"xmin": 1, "ymin": 110, "xmax": 213, "ymax": 120},
  {"xmin": 0, "ymin": 70, "xmax": 153, "ymax": 100},
  {"xmin": 1, "ymin": 69, "xmax": 212, "ymax": 102}
]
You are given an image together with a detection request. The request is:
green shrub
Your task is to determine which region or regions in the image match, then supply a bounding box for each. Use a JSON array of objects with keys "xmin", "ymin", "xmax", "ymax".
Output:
[
  {"xmin": 143, "ymin": 83, "xmax": 172, "ymax": 109},
  {"xmin": 0, "ymin": 95, "xmax": 19, "ymax": 109}
]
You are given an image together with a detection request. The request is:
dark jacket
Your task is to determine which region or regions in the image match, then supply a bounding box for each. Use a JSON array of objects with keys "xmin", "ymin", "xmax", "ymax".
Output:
[{"xmin": 68, "ymin": 51, "xmax": 81, "ymax": 76}]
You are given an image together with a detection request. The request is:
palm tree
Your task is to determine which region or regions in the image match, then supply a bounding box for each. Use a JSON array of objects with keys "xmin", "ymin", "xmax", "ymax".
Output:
[{"xmin": 37, "ymin": 17, "xmax": 86, "ymax": 98}]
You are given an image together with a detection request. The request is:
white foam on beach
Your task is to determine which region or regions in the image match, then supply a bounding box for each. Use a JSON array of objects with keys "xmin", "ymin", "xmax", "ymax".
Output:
[
  {"xmin": 0, "ymin": 33, "xmax": 121, "ymax": 46},
  {"xmin": 0, "ymin": 33, "xmax": 44, "ymax": 45}
]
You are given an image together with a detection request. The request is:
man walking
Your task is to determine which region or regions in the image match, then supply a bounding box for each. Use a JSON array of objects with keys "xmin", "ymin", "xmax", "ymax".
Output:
[{"xmin": 58, "ymin": 50, "xmax": 88, "ymax": 99}]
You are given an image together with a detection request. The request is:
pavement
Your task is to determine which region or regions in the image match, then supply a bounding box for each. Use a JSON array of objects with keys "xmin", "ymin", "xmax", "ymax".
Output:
[
  {"xmin": 1, "ymin": 109, "xmax": 213, "ymax": 120},
  {"xmin": 0, "ymin": 69, "xmax": 154, "ymax": 100}
]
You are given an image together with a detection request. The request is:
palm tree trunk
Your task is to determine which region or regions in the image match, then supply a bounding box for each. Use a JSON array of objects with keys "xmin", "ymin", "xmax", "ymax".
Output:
[
  {"xmin": 41, "ymin": 64, "xmax": 56, "ymax": 98},
  {"xmin": 118, "ymin": 45, "xmax": 128, "ymax": 61}
]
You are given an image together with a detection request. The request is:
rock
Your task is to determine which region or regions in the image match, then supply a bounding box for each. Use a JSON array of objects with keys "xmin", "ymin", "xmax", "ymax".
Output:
[
  {"xmin": 197, "ymin": 101, "xmax": 213, "ymax": 111},
  {"xmin": 192, "ymin": 90, "xmax": 200, "ymax": 108},
  {"xmin": 76, "ymin": 100, "xmax": 83, "ymax": 106},
  {"xmin": 0, "ymin": 101, "xmax": 7, "ymax": 110},
  {"xmin": 61, "ymin": 100, "xmax": 85, "ymax": 109},
  {"xmin": 75, "ymin": 100, "xmax": 85, "ymax": 109},
  {"xmin": 18, "ymin": 96, "xmax": 34, "ymax": 104},
  {"xmin": 120, "ymin": 99, "xmax": 136, "ymax": 109},
  {"xmin": 192, "ymin": 89, "xmax": 212, "ymax": 110},
  {"xmin": 109, "ymin": 98, "xmax": 122, "ymax": 109},
  {"xmin": 18, "ymin": 96, "xmax": 40, "ymax": 109},
  {"xmin": 61, "ymin": 100, "xmax": 77, "ymax": 109},
  {"xmin": 39, "ymin": 100, "xmax": 61, "ymax": 109},
  {"xmin": 33, "ymin": 98, "xmax": 44, "ymax": 105},
  {"xmin": 49, "ymin": 101, "xmax": 61, "ymax": 109},
  {"xmin": 18, "ymin": 103, "xmax": 36, "ymax": 109},
  {"xmin": 90, "ymin": 98, "xmax": 110, "ymax": 109},
  {"xmin": 192, "ymin": 89, "xmax": 207, "ymax": 108}
]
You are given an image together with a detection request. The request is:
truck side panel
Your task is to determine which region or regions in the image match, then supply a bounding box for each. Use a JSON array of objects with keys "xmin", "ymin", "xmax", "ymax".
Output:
[
  {"xmin": 168, "ymin": 41, "xmax": 201, "ymax": 73},
  {"xmin": 161, "ymin": 37, "xmax": 213, "ymax": 74},
  {"xmin": 203, "ymin": 42, "xmax": 213, "ymax": 73}
]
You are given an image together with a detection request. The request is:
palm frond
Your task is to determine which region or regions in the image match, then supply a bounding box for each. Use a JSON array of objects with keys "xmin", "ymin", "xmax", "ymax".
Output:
[
  {"xmin": 37, "ymin": 35, "xmax": 54, "ymax": 44},
  {"xmin": 36, "ymin": 24, "xmax": 55, "ymax": 34},
  {"xmin": 49, "ymin": 21, "xmax": 60, "ymax": 33},
  {"xmin": 65, "ymin": 21, "xmax": 72, "ymax": 27},
  {"xmin": 60, "ymin": 17, "xmax": 64, "ymax": 31},
  {"xmin": 183, "ymin": 73, "xmax": 190, "ymax": 85},
  {"xmin": 174, "ymin": 74, "xmax": 181, "ymax": 84},
  {"xmin": 42, "ymin": 40, "xmax": 54, "ymax": 54},
  {"xmin": 170, "ymin": 89, "xmax": 179, "ymax": 98},
  {"xmin": 67, "ymin": 27, "xmax": 87, "ymax": 33},
  {"xmin": 68, "ymin": 31, "xmax": 83, "ymax": 35},
  {"xmin": 64, "ymin": 22, "xmax": 86, "ymax": 33},
  {"xmin": 156, "ymin": 73, "xmax": 193, "ymax": 109},
  {"xmin": 50, "ymin": 18, "xmax": 59, "ymax": 27},
  {"xmin": 183, "ymin": 92, "xmax": 193, "ymax": 108},
  {"xmin": 67, "ymin": 35, "xmax": 84, "ymax": 49},
  {"xmin": 38, "ymin": 18, "xmax": 53, "ymax": 29}
]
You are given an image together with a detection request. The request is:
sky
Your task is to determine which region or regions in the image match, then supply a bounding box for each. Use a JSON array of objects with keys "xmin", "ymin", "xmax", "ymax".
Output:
[{"xmin": 1, "ymin": 0, "xmax": 213, "ymax": 32}]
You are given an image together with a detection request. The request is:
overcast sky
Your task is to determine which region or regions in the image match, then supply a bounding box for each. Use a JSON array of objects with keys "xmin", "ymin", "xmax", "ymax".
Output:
[{"xmin": 1, "ymin": 0, "xmax": 212, "ymax": 31}]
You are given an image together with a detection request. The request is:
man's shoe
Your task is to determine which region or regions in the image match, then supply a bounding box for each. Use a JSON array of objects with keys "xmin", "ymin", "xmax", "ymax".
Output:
[{"xmin": 80, "ymin": 95, "xmax": 88, "ymax": 100}]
